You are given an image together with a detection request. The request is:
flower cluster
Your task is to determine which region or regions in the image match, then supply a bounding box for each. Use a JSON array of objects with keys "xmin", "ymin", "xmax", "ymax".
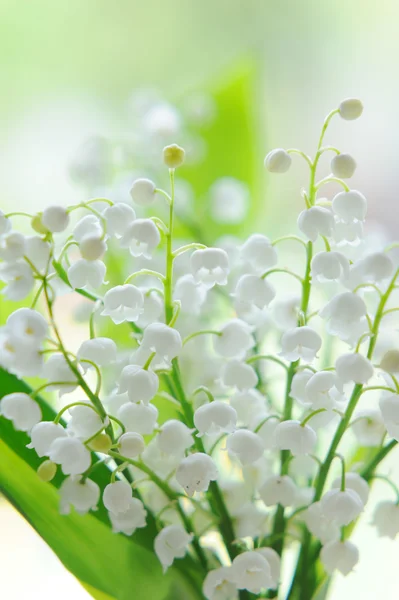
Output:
[{"xmin": 2, "ymin": 97, "xmax": 399, "ymax": 599}]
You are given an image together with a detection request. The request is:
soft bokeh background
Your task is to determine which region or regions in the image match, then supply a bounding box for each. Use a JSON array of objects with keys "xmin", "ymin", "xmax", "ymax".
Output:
[{"xmin": 2, "ymin": 0, "xmax": 399, "ymax": 598}]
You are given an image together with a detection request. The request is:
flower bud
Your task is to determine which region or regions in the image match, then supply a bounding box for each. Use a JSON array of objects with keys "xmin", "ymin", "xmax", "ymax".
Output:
[
  {"xmin": 89, "ymin": 433, "xmax": 113, "ymax": 453},
  {"xmin": 103, "ymin": 480, "xmax": 133, "ymax": 514},
  {"xmin": 130, "ymin": 178, "xmax": 157, "ymax": 206},
  {"xmin": 37, "ymin": 460, "xmax": 57, "ymax": 482},
  {"xmin": 264, "ymin": 148, "xmax": 292, "ymax": 173},
  {"xmin": 79, "ymin": 235, "xmax": 107, "ymax": 261},
  {"xmin": 31, "ymin": 213, "xmax": 49, "ymax": 235},
  {"xmin": 320, "ymin": 540, "xmax": 359, "ymax": 575},
  {"xmin": 163, "ymin": 144, "xmax": 185, "ymax": 168},
  {"xmin": 118, "ymin": 432, "xmax": 145, "ymax": 458},
  {"xmin": 42, "ymin": 205, "xmax": 70, "ymax": 233},
  {"xmin": 380, "ymin": 349, "xmax": 399, "ymax": 374},
  {"xmin": 118, "ymin": 364, "xmax": 159, "ymax": 404},
  {"xmin": 118, "ymin": 402, "xmax": 158, "ymax": 435},
  {"xmin": 330, "ymin": 153, "xmax": 357, "ymax": 179},
  {"xmin": 339, "ymin": 98, "xmax": 363, "ymax": 120}
]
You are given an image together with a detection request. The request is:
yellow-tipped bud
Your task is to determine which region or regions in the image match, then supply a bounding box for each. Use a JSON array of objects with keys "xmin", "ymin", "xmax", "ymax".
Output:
[
  {"xmin": 89, "ymin": 433, "xmax": 113, "ymax": 453},
  {"xmin": 31, "ymin": 213, "xmax": 49, "ymax": 235},
  {"xmin": 37, "ymin": 460, "xmax": 57, "ymax": 482},
  {"xmin": 163, "ymin": 144, "xmax": 185, "ymax": 169}
]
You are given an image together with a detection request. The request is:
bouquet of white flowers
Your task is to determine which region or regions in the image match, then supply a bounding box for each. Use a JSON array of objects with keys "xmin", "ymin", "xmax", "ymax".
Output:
[{"xmin": 1, "ymin": 97, "xmax": 399, "ymax": 600}]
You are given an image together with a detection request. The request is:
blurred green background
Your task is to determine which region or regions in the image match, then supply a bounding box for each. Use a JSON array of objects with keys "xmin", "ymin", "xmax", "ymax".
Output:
[{"xmin": 1, "ymin": 1, "xmax": 399, "ymax": 598}]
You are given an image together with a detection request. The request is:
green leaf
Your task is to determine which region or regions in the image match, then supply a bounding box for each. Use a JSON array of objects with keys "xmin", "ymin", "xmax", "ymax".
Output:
[
  {"xmin": 0, "ymin": 368, "xmax": 203, "ymax": 599},
  {"xmin": 177, "ymin": 59, "xmax": 263, "ymax": 242}
]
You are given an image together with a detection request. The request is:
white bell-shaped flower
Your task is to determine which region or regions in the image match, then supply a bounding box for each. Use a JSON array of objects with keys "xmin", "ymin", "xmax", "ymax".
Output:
[
  {"xmin": 234, "ymin": 503, "xmax": 268, "ymax": 538},
  {"xmin": 330, "ymin": 153, "xmax": 357, "ymax": 179},
  {"xmin": 331, "ymin": 473, "xmax": 369, "ymax": 506},
  {"xmin": 141, "ymin": 322, "xmax": 182, "ymax": 363},
  {"xmin": 0, "ymin": 261, "xmax": 34, "ymax": 300},
  {"xmin": 333, "ymin": 218, "xmax": 364, "ymax": 247},
  {"xmin": 339, "ymin": 98, "xmax": 363, "ymax": 120},
  {"xmin": 0, "ymin": 209, "xmax": 11, "ymax": 235},
  {"xmin": 259, "ymin": 475, "xmax": 297, "ymax": 507},
  {"xmin": 239, "ymin": 234, "xmax": 278, "ymax": 274},
  {"xmin": 297, "ymin": 207, "xmax": 334, "ymax": 242},
  {"xmin": 118, "ymin": 432, "xmax": 145, "ymax": 458},
  {"xmin": 68, "ymin": 259, "xmax": 106, "ymax": 289},
  {"xmin": 359, "ymin": 251, "xmax": 394, "ymax": 283},
  {"xmin": 280, "ymin": 326, "xmax": 322, "ymax": 362},
  {"xmin": 0, "ymin": 392, "xmax": 42, "ymax": 432},
  {"xmin": 230, "ymin": 551, "xmax": 272, "ymax": 593},
  {"xmin": 176, "ymin": 452, "xmax": 218, "ymax": 496},
  {"xmin": 0, "ymin": 330, "xmax": 42, "ymax": 377},
  {"xmin": 77, "ymin": 337, "xmax": 117, "ymax": 369},
  {"xmin": 319, "ymin": 292, "xmax": 367, "ymax": 342},
  {"xmin": 130, "ymin": 178, "xmax": 157, "ymax": 206},
  {"xmin": 73, "ymin": 215, "xmax": 103, "ymax": 242},
  {"xmin": 264, "ymin": 148, "xmax": 292, "ymax": 173},
  {"xmin": 320, "ymin": 540, "xmax": 359, "ymax": 576},
  {"xmin": 332, "ymin": 190, "xmax": 367, "ymax": 224},
  {"xmin": 103, "ymin": 480, "xmax": 133, "ymax": 514},
  {"xmin": 320, "ymin": 488, "xmax": 363, "ymax": 526},
  {"xmin": 42, "ymin": 205, "xmax": 70, "ymax": 233},
  {"xmin": 303, "ymin": 501, "xmax": 340, "ymax": 544},
  {"xmin": 289, "ymin": 454, "xmax": 319, "ymax": 479},
  {"xmin": 256, "ymin": 416, "xmax": 281, "ymax": 450},
  {"xmin": 372, "ymin": 501, "xmax": 399, "ymax": 539},
  {"xmin": 352, "ymin": 409, "xmax": 386, "ymax": 446},
  {"xmin": 118, "ymin": 402, "xmax": 158, "ymax": 434},
  {"xmin": 256, "ymin": 548, "xmax": 281, "ymax": 589},
  {"xmin": 67, "ymin": 405, "xmax": 104, "ymax": 439},
  {"xmin": 271, "ymin": 296, "xmax": 300, "ymax": 330},
  {"xmin": 27, "ymin": 421, "xmax": 67, "ymax": 457},
  {"xmin": 42, "ymin": 354, "xmax": 78, "ymax": 395},
  {"xmin": 213, "ymin": 319, "xmax": 254, "ymax": 359},
  {"xmin": 305, "ymin": 371, "xmax": 345, "ymax": 409},
  {"xmin": 194, "ymin": 401, "xmax": 237, "ymax": 437},
  {"xmin": 291, "ymin": 370, "xmax": 313, "ymax": 405},
  {"xmin": 311, "ymin": 251, "xmax": 350, "ymax": 283},
  {"xmin": 103, "ymin": 203, "xmax": 136, "ymax": 237},
  {"xmin": 203, "ymin": 567, "xmax": 237, "ymax": 600},
  {"xmin": 118, "ymin": 364, "xmax": 159, "ymax": 404},
  {"xmin": 154, "ymin": 524, "xmax": 193, "ymax": 573},
  {"xmin": 48, "ymin": 437, "xmax": 91, "ymax": 475},
  {"xmin": 230, "ymin": 389, "xmax": 267, "ymax": 428},
  {"xmin": 379, "ymin": 393, "xmax": 399, "ymax": 439},
  {"xmin": 120, "ymin": 218, "xmax": 160, "ymax": 258},
  {"xmin": 79, "ymin": 235, "xmax": 107, "ymax": 261},
  {"xmin": 190, "ymin": 247, "xmax": 230, "ymax": 288},
  {"xmin": 221, "ymin": 360, "xmax": 258, "ymax": 391},
  {"xmin": 226, "ymin": 430, "xmax": 264, "ymax": 465},
  {"xmin": 6, "ymin": 308, "xmax": 48, "ymax": 346},
  {"xmin": 335, "ymin": 353, "xmax": 373, "ymax": 384},
  {"xmin": 108, "ymin": 497, "xmax": 147, "ymax": 535},
  {"xmin": 156, "ymin": 420, "xmax": 194, "ymax": 455},
  {"xmin": 380, "ymin": 350, "xmax": 399, "ymax": 375},
  {"xmin": 272, "ymin": 420, "xmax": 317, "ymax": 455},
  {"xmin": 101, "ymin": 284, "xmax": 144, "ymax": 324},
  {"xmin": 0, "ymin": 231, "xmax": 26, "ymax": 261},
  {"xmin": 174, "ymin": 274, "xmax": 207, "ymax": 315},
  {"xmin": 59, "ymin": 476, "xmax": 100, "ymax": 515},
  {"xmin": 233, "ymin": 274, "xmax": 276, "ymax": 311}
]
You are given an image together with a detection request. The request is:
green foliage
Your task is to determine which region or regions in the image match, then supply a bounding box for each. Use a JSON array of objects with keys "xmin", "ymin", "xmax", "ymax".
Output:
[{"xmin": 0, "ymin": 368, "xmax": 202, "ymax": 599}]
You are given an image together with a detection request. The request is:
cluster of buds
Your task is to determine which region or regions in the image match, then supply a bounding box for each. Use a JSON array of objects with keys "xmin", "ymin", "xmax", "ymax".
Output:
[{"xmin": 2, "ymin": 99, "xmax": 399, "ymax": 599}]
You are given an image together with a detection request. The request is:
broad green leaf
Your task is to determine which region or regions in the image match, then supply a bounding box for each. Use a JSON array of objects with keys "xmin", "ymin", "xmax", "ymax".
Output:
[
  {"xmin": 81, "ymin": 584, "xmax": 116, "ymax": 600},
  {"xmin": 0, "ymin": 368, "xmax": 203, "ymax": 599}
]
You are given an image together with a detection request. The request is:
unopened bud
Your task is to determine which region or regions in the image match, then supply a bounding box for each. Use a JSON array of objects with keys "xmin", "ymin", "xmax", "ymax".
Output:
[
  {"xmin": 89, "ymin": 433, "xmax": 113, "ymax": 453},
  {"xmin": 37, "ymin": 460, "xmax": 57, "ymax": 482},
  {"xmin": 163, "ymin": 144, "xmax": 185, "ymax": 169}
]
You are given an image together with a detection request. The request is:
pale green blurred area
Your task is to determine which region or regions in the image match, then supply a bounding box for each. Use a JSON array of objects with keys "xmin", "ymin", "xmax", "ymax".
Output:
[{"xmin": 2, "ymin": 0, "xmax": 399, "ymax": 598}]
